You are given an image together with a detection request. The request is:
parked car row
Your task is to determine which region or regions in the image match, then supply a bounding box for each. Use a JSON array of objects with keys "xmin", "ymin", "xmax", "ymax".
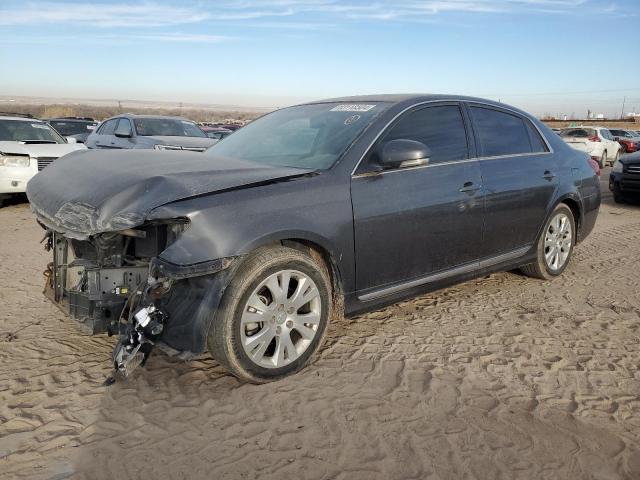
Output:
[{"xmin": 0, "ymin": 111, "xmax": 242, "ymax": 203}]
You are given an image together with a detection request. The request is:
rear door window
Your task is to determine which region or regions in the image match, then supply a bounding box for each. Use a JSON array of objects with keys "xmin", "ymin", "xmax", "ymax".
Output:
[
  {"xmin": 378, "ymin": 104, "xmax": 469, "ymax": 165},
  {"xmin": 470, "ymin": 106, "xmax": 533, "ymax": 157}
]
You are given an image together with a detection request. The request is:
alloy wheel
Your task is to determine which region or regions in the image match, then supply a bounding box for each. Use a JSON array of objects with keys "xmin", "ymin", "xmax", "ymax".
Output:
[
  {"xmin": 544, "ymin": 213, "xmax": 572, "ymax": 271},
  {"xmin": 240, "ymin": 270, "xmax": 321, "ymax": 368}
]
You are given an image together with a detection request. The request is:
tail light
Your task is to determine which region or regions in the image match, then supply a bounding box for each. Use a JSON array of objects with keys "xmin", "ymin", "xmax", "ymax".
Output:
[
  {"xmin": 588, "ymin": 157, "xmax": 600, "ymax": 176},
  {"xmin": 588, "ymin": 135, "xmax": 601, "ymax": 142}
]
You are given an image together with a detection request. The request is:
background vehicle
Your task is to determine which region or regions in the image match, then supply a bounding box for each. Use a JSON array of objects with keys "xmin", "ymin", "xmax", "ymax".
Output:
[
  {"xmin": 85, "ymin": 114, "xmax": 216, "ymax": 151},
  {"xmin": 28, "ymin": 95, "xmax": 600, "ymax": 383},
  {"xmin": 1, "ymin": 114, "xmax": 85, "ymax": 204},
  {"xmin": 609, "ymin": 129, "xmax": 640, "ymax": 154},
  {"xmin": 46, "ymin": 117, "xmax": 98, "ymax": 144},
  {"xmin": 201, "ymin": 126, "xmax": 233, "ymax": 141},
  {"xmin": 610, "ymin": 151, "xmax": 640, "ymax": 203},
  {"xmin": 559, "ymin": 126, "xmax": 622, "ymax": 167}
]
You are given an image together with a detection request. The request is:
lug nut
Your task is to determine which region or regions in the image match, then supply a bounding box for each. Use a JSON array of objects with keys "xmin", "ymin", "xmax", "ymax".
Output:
[
  {"xmin": 287, "ymin": 307, "xmax": 295, "ymax": 314},
  {"xmin": 276, "ymin": 326, "xmax": 282, "ymax": 334},
  {"xmin": 286, "ymin": 320, "xmax": 293, "ymax": 328}
]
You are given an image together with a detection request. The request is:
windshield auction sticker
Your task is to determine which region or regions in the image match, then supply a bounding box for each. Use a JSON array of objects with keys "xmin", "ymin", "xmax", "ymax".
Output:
[{"xmin": 330, "ymin": 104, "xmax": 376, "ymax": 112}]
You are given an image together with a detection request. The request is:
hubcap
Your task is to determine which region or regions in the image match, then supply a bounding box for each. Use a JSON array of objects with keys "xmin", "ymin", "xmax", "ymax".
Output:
[
  {"xmin": 544, "ymin": 213, "xmax": 572, "ymax": 271},
  {"xmin": 240, "ymin": 270, "xmax": 321, "ymax": 369}
]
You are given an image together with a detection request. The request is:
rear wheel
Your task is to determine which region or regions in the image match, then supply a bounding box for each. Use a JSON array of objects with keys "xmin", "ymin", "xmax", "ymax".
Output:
[
  {"xmin": 612, "ymin": 150, "xmax": 619, "ymax": 166},
  {"xmin": 600, "ymin": 151, "xmax": 607, "ymax": 169},
  {"xmin": 208, "ymin": 246, "xmax": 332, "ymax": 383},
  {"xmin": 521, "ymin": 204, "xmax": 575, "ymax": 280}
]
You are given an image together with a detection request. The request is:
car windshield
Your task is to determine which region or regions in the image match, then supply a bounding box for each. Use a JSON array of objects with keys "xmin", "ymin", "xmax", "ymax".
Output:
[
  {"xmin": 49, "ymin": 120, "xmax": 97, "ymax": 136},
  {"xmin": 206, "ymin": 102, "xmax": 388, "ymax": 169},
  {"xmin": 0, "ymin": 119, "xmax": 65, "ymax": 143},
  {"xmin": 133, "ymin": 118, "xmax": 206, "ymax": 137},
  {"xmin": 610, "ymin": 130, "xmax": 631, "ymax": 138}
]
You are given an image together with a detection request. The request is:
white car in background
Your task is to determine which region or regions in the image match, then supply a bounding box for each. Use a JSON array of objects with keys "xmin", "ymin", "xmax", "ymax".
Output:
[
  {"xmin": 559, "ymin": 126, "xmax": 622, "ymax": 168},
  {"xmin": 0, "ymin": 114, "xmax": 86, "ymax": 205}
]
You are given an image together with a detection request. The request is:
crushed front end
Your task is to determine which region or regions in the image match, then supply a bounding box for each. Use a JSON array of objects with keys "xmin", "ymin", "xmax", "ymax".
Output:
[{"xmin": 42, "ymin": 220, "xmax": 233, "ymax": 378}]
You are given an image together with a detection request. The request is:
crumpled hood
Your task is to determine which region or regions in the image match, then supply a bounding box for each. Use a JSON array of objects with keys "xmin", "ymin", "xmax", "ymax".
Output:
[
  {"xmin": 26, "ymin": 149, "xmax": 314, "ymax": 238},
  {"xmin": 146, "ymin": 136, "xmax": 217, "ymax": 149},
  {"xmin": 0, "ymin": 141, "xmax": 86, "ymax": 157}
]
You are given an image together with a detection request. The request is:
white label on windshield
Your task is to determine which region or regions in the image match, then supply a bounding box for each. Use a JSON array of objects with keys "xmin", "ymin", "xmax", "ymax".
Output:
[
  {"xmin": 331, "ymin": 104, "xmax": 376, "ymax": 112},
  {"xmin": 87, "ymin": 125, "xmax": 95, "ymax": 130},
  {"xmin": 31, "ymin": 123, "xmax": 49, "ymax": 129}
]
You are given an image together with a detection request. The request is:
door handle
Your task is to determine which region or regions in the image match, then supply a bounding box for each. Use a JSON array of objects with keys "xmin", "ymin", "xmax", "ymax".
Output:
[
  {"xmin": 543, "ymin": 170, "xmax": 556, "ymax": 181},
  {"xmin": 459, "ymin": 181, "xmax": 480, "ymax": 193}
]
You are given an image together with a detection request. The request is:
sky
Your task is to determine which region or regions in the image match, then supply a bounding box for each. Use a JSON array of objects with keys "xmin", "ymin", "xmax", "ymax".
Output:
[{"xmin": 1, "ymin": 0, "xmax": 639, "ymax": 116}]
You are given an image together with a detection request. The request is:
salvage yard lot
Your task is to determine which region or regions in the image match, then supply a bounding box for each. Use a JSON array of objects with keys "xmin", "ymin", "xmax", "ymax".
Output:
[{"xmin": 1, "ymin": 170, "xmax": 640, "ymax": 479}]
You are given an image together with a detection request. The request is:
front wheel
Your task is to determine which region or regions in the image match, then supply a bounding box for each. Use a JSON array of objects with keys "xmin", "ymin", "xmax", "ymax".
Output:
[
  {"xmin": 208, "ymin": 246, "xmax": 332, "ymax": 383},
  {"xmin": 521, "ymin": 204, "xmax": 575, "ymax": 280}
]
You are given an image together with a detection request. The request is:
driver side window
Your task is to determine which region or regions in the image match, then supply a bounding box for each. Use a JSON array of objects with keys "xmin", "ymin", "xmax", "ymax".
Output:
[{"xmin": 372, "ymin": 105, "xmax": 469, "ymax": 168}]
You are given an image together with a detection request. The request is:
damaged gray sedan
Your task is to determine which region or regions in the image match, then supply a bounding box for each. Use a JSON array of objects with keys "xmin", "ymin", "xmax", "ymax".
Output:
[{"xmin": 27, "ymin": 95, "xmax": 600, "ymax": 382}]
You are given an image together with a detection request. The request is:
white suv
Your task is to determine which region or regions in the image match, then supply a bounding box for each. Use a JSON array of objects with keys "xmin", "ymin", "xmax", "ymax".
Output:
[
  {"xmin": 0, "ymin": 114, "xmax": 86, "ymax": 204},
  {"xmin": 559, "ymin": 126, "xmax": 622, "ymax": 168}
]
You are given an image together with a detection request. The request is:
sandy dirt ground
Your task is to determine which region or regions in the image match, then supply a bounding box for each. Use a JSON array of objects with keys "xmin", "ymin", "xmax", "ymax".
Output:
[{"xmin": 1, "ymin": 170, "xmax": 640, "ymax": 480}]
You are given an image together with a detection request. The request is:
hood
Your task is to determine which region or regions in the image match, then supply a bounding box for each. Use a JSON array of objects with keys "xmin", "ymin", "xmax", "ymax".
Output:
[
  {"xmin": 0, "ymin": 141, "xmax": 86, "ymax": 158},
  {"xmin": 147, "ymin": 136, "xmax": 217, "ymax": 148},
  {"xmin": 26, "ymin": 149, "xmax": 314, "ymax": 239}
]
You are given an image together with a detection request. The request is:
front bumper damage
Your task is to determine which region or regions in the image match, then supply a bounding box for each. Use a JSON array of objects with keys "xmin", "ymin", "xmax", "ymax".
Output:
[{"xmin": 43, "ymin": 227, "xmax": 236, "ymax": 378}]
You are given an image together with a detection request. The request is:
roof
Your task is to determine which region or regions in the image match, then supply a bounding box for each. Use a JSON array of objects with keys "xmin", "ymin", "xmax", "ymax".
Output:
[
  {"xmin": 308, "ymin": 93, "xmax": 507, "ymax": 106},
  {"xmin": 0, "ymin": 115, "xmax": 43, "ymax": 122},
  {"xmin": 109, "ymin": 114, "xmax": 193, "ymax": 121}
]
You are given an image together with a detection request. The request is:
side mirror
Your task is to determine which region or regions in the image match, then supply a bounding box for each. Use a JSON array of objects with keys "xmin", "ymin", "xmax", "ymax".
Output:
[
  {"xmin": 379, "ymin": 139, "xmax": 431, "ymax": 169},
  {"xmin": 115, "ymin": 130, "xmax": 132, "ymax": 138},
  {"xmin": 65, "ymin": 136, "xmax": 77, "ymax": 144}
]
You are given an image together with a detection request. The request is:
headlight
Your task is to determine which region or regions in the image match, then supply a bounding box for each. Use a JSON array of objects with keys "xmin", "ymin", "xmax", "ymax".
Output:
[
  {"xmin": 154, "ymin": 144, "xmax": 183, "ymax": 151},
  {"xmin": 612, "ymin": 161, "xmax": 623, "ymax": 173},
  {"xmin": 0, "ymin": 154, "xmax": 30, "ymax": 167}
]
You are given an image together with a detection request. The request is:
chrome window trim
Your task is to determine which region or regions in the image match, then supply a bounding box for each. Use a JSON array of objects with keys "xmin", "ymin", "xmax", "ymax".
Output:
[{"xmin": 351, "ymin": 99, "xmax": 553, "ymax": 177}]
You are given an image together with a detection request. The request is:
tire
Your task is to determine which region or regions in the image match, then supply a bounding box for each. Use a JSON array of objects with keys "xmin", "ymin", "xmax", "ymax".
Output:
[
  {"xmin": 520, "ymin": 203, "xmax": 576, "ymax": 280},
  {"xmin": 612, "ymin": 183, "xmax": 625, "ymax": 204},
  {"xmin": 208, "ymin": 245, "xmax": 333, "ymax": 383},
  {"xmin": 599, "ymin": 151, "xmax": 607, "ymax": 169}
]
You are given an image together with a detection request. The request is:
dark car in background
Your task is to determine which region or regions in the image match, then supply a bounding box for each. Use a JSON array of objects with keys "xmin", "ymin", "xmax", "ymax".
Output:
[
  {"xmin": 201, "ymin": 126, "xmax": 233, "ymax": 141},
  {"xmin": 27, "ymin": 94, "xmax": 600, "ymax": 383},
  {"xmin": 610, "ymin": 151, "xmax": 640, "ymax": 203},
  {"xmin": 85, "ymin": 114, "xmax": 217, "ymax": 151},
  {"xmin": 46, "ymin": 117, "xmax": 98, "ymax": 144}
]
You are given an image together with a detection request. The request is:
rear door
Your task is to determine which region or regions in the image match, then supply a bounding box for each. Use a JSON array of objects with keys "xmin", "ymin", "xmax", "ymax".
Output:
[
  {"xmin": 351, "ymin": 103, "xmax": 484, "ymax": 295},
  {"xmin": 467, "ymin": 104, "xmax": 557, "ymax": 257}
]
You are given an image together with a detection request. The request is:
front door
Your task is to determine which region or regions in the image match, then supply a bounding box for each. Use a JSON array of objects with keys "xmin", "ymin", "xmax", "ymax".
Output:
[{"xmin": 351, "ymin": 103, "xmax": 484, "ymax": 295}]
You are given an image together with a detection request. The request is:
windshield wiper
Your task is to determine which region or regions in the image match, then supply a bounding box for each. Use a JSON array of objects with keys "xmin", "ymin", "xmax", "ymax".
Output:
[{"xmin": 19, "ymin": 140, "xmax": 58, "ymax": 144}]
